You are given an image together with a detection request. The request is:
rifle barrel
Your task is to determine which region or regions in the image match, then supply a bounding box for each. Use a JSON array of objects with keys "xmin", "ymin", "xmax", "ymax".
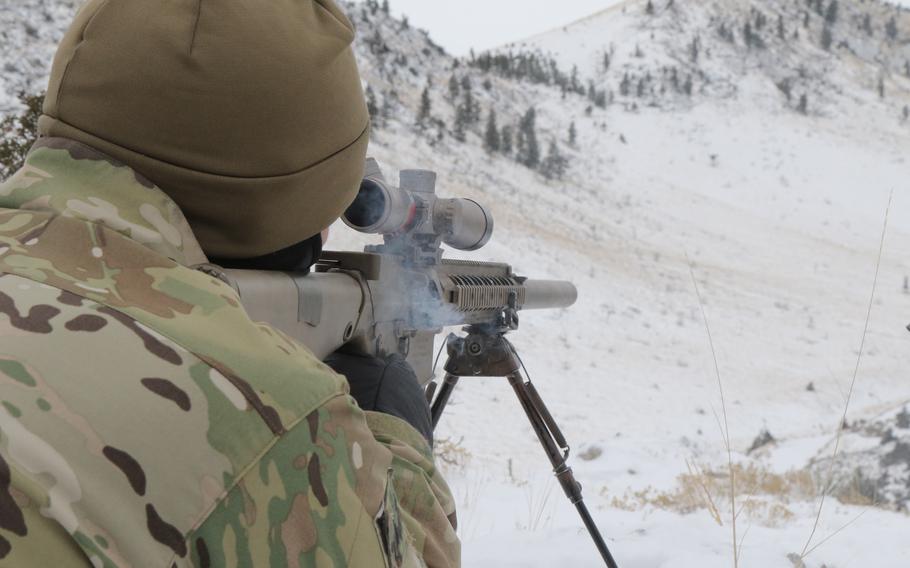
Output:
[{"xmin": 522, "ymin": 280, "xmax": 578, "ymax": 310}]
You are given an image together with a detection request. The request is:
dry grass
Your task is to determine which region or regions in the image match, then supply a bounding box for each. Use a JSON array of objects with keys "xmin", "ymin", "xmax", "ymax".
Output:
[
  {"xmin": 518, "ymin": 480, "xmax": 556, "ymax": 532},
  {"xmin": 688, "ymin": 257, "xmax": 740, "ymax": 565},
  {"xmin": 599, "ymin": 459, "xmax": 882, "ymax": 529},
  {"xmin": 434, "ymin": 436, "xmax": 472, "ymax": 470},
  {"xmin": 602, "ymin": 462, "xmax": 819, "ymax": 527}
]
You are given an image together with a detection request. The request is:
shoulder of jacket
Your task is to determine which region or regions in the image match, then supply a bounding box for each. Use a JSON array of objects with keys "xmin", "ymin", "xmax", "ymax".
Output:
[
  {"xmin": 0, "ymin": 204, "xmax": 348, "ymax": 432},
  {"xmin": 0, "ymin": 231, "xmax": 351, "ymax": 565}
]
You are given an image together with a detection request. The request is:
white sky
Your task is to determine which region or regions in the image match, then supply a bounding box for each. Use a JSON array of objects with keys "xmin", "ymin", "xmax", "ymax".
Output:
[
  {"xmin": 354, "ymin": 0, "xmax": 910, "ymax": 56},
  {"xmin": 352, "ymin": 0, "xmax": 621, "ymax": 55}
]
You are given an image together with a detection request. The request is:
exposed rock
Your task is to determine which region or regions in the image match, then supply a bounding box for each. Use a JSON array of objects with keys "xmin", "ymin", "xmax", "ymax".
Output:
[{"xmin": 810, "ymin": 406, "xmax": 910, "ymax": 510}]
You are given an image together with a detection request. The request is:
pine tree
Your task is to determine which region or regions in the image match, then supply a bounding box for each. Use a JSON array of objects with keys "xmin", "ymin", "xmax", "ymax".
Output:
[
  {"xmin": 902, "ymin": 105, "xmax": 909, "ymax": 122},
  {"xmin": 460, "ymin": 83, "xmax": 481, "ymax": 125},
  {"xmin": 690, "ymin": 37, "xmax": 700, "ymax": 63},
  {"xmin": 620, "ymin": 73, "xmax": 631, "ymax": 96},
  {"xmin": 778, "ymin": 15, "xmax": 786, "ymax": 40},
  {"xmin": 0, "ymin": 92, "xmax": 44, "ymax": 179},
  {"xmin": 365, "ymin": 86, "xmax": 379, "ymax": 127},
  {"xmin": 381, "ymin": 0, "xmax": 389, "ymax": 14},
  {"xmin": 821, "ymin": 26, "xmax": 833, "ymax": 50},
  {"xmin": 878, "ymin": 77, "xmax": 885, "ymax": 99},
  {"xmin": 501, "ymin": 125, "xmax": 514, "ymax": 156},
  {"xmin": 516, "ymin": 108, "xmax": 540, "ymax": 169},
  {"xmin": 568, "ymin": 122, "xmax": 578, "ymax": 147},
  {"xmin": 744, "ymin": 22, "xmax": 754, "ymax": 48},
  {"xmin": 541, "ymin": 140, "xmax": 568, "ymax": 180},
  {"xmin": 484, "ymin": 109, "xmax": 501, "ymax": 153},
  {"xmin": 570, "ymin": 66, "xmax": 581, "ymax": 94},
  {"xmin": 453, "ymin": 105, "xmax": 468, "ymax": 142},
  {"xmin": 797, "ymin": 93, "xmax": 809, "ymax": 114},
  {"xmin": 448, "ymin": 74, "xmax": 461, "ymax": 101},
  {"xmin": 862, "ymin": 14, "xmax": 873, "ymax": 36},
  {"xmin": 776, "ymin": 79, "xmax": 792, "ymax": 102},
  {"xmin": 417, "ymin": 85, "xmax": 432, "ymax": 127},
  {"xmin": 381, "ymin": 94, "xmax": 393, "ymax": 127},
  {"xmin": 646, "ymin": 0, "xmax": 655, "ymax": 16},
  {"xmin": 886, "ymin": 16, "xmax": 898, "ymax": 41},
  {"xmin": 824, "ymin": 0, "xmax": 838, "ymax": 25}
]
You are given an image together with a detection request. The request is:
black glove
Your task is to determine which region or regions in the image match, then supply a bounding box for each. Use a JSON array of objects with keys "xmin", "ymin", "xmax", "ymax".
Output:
[{"xmin": 325, "ymin": 351, "xmax": 433, "ymax": 446}]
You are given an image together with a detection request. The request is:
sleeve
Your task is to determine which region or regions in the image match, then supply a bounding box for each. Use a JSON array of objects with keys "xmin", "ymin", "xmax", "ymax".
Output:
[
  {"xmin": 364, "ymin": 410, "xmax": 459, "ymax": 567},
  {"xmin": 187, "ymin": 393, "xmax": 459, "ymax": 568}
]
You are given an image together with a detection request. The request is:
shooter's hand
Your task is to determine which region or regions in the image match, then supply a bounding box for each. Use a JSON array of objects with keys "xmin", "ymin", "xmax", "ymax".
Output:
[{"xmin": 325, "ymin": 350, "xmax": 433, "ymax": 446}]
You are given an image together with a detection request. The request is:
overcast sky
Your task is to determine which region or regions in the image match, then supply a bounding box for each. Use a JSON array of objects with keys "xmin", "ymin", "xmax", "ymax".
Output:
[
  {"xmin": 355, "ymin": 0, "xmax": 910, "ymax": 56},
  {"xmin": 354, "ymin": 0, "xmax": 618, "ymax": 55}
]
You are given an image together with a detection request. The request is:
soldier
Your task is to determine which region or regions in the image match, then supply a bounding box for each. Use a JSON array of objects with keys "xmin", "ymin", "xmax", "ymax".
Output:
[{"xmin": 0, "ymin": 0, "xmax": 459, "ymax": 566}]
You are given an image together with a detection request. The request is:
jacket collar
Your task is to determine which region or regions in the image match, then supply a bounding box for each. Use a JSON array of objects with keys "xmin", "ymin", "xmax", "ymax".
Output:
[{"xmin": 0, "ymin": 137, "xmax": 207, "ymax": 266}]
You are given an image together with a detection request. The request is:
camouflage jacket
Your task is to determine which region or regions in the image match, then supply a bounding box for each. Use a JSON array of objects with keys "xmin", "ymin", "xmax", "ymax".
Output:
[{"xmin": 0, "ymin": 138, "xmax": 459, "ymax": 568}]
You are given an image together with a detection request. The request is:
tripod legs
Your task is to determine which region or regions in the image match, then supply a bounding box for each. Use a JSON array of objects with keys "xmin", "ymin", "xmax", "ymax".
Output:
[
  {"xmin": 428, "ymin": 363, "xmax": 619, "ymax": 567},
  {"xmin": 430, "ymin": 373, "xmax": 460, "ymax": 429},
  {"xmin": 505, "ymin": 371, "xmax": 619, "ymax": 568}
]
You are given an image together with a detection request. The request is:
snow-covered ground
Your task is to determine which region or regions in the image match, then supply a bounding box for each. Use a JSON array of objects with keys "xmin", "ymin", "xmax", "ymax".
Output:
[{"xmin": 2, "ymin": 0, "xmax": 910, "ymax": 566}]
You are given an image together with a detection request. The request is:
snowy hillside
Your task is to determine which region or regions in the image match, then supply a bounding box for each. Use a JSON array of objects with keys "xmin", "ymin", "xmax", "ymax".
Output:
[{"xmin": 2, "ymin": 0, "xmax": 910, "ymax": 566}]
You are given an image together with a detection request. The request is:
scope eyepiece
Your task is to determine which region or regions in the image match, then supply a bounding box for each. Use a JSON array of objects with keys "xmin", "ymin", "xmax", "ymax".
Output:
[{"xmin": 343, "ymin": 176, "xmax": 415, "ymax": 235}]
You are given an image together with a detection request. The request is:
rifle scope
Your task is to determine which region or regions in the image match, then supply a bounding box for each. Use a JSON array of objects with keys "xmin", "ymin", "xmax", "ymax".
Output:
[{"xmin": 343, "ymin": 160, "xmax": 494, "ymax": 252}]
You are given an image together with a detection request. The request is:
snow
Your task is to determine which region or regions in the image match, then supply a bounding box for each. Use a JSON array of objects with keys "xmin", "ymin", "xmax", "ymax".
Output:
[{"xmin": 3, "ymin": 0, "xmax": 910, "ymax": 566}]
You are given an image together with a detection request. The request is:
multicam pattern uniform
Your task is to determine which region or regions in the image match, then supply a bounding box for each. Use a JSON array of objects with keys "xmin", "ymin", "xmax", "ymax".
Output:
[{"xmin": 0, "ymin": 139, "xmax": 459, "ymax": 567}]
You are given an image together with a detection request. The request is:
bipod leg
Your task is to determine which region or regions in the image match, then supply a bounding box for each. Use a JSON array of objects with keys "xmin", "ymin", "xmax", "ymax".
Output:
[
  {"xmin": 506, "ymin": 371, "xmax": 620, "ymax": 568},
  {"xmin": 430, "ymin": 373, "xmax": 460, "ymax": 430}
]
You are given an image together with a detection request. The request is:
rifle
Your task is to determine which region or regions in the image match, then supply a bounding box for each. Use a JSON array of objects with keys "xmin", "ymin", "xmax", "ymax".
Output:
[{"xmin": 217, "ymin": 159, "xmax": 620, "ymax": 567}]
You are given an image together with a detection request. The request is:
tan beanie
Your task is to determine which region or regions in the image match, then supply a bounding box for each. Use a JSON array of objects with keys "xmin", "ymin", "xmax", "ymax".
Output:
[{"xmin": 39, "ymin": 0, "xmax": 370, "ymax": 258}]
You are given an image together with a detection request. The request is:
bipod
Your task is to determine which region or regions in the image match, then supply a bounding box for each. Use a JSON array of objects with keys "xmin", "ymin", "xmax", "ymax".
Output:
[{"xmin": 427, "ymin": 325, "xmax": 620, "ymax": 568}]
